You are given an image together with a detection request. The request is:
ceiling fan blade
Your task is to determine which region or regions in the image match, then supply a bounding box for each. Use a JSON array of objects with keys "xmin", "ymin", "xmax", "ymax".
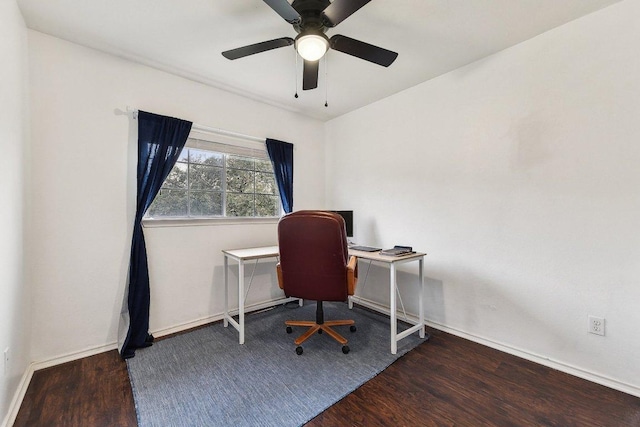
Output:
[
  {"xmin": 322, "ymin": 0, "xmax": 371, "ymax": 27},
  {"xmin": 302, "ymin": 60, "xmax": 319, "ymax": 90},
  {"xmin": 263, "ymin": 0, "xmax": 301, "ymax": 24},
  {"xmin": 330, "ymin": 34, "xmax": 398, "ymax": 67},
  {"xmin": 222, "ymin": 37, "xmax": 294, "ymax": 60}
]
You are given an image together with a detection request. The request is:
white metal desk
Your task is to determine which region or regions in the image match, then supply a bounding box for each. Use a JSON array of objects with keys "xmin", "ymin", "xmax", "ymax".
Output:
[
  {"xmin": 222, "ymin": 245, "xmax": 426, "ymax": 353},
  {"xmin": 348, "ymin": 248, "xmax": 426, "ymax": 354},
  {"xmin": 222, "ymin": 246, "xmax": 300, "ymax": 344}
]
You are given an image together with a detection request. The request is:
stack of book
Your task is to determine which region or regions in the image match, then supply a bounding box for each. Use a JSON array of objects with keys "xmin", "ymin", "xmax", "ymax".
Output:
[{"xmin": 379, "ymin": 245, "xmax": 414, "ymax": 256}]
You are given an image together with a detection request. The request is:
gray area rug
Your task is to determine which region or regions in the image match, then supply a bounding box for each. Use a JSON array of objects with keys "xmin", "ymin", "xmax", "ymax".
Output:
[{"xmin": 127, "ymin": 302, "xmax": 424, "ymax": 427}]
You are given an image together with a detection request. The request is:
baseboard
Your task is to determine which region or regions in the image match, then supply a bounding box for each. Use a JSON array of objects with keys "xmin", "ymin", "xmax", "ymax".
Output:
[
  {"xmin": 429, "ymin": 321, "xmax": 640, "ymax": 398},
  {"xmin": 350, "ymin": 295, "xmax": 640, "ymax": 398},
  {"xmin": 349, "ymin": 295, "xmax": 418, "ymax": 324},
  {"xmin": 2, "ymin": 342, "xmax": 119, "ymax": 427},
  {"xmin": 152, "ymin": 313, "xmax": 225, "ymax": 339},
  {"xmin": 2, "ymin": 363, "xmax": 33, "ymax": 427},
  {"xmin": 32, "ymin": 343, "xmax": 119, "ymax": 372},
  {"xmin": 150, "ymin": 298, "xmax": 298, "ymax": 339}
]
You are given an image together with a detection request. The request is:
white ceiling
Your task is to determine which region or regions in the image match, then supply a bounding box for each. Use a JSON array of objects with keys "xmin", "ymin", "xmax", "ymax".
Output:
[{"xmin": 17, "ymin": 0, "xmax": 621, "ymax": 121}]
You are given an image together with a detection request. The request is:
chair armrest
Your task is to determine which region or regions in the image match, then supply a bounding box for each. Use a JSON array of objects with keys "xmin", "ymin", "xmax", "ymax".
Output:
[
  {"xmin": 347, "ymin": 255, "xmax": 358, "ymax": 295},
  {"xmin": 276, "ymin": 262, "xmax": 284, "ymax": 290}
]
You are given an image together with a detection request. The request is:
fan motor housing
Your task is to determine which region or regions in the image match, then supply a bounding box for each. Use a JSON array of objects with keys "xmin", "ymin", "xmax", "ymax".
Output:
[{"xmin": 292, "ymin": 0, "xmax": 331, "ymax": 33}]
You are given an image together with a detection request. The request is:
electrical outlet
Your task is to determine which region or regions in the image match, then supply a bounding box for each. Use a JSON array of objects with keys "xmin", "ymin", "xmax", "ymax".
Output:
[{"xmin": 588, "ymin": 316, "xmax": 605, "ymax": 336}]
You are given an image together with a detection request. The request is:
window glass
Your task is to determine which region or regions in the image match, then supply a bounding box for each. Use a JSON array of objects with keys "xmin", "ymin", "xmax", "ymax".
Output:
[
  {"xmin": 163, "ymin": 163, "xmax": 188, "ymax": 189},
  {"xmin": 255, "ymin": 171, "xmax": 277, "ymax": 194},
  {"xmin": 145, "ymin": 139, "xmax": 280, "ymax": 219},
  {"xmin": 189, "ymin": 191, "xmax": 223, "ymax": 216},
  {"xmin": 148, "ymin": 189, "xmax": 188, "ymax": 217},
  {"xmin": 189, "ymin": 164, "xmax": 222, "ymax": 190}
]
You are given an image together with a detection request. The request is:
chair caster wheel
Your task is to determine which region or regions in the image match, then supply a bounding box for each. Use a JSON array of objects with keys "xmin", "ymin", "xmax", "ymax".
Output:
[
  {"xmin": 295, "ymin": 346, "xmax": 303, "ymax": 355},
  {"xmin": 286, "ymin": 326, "xmax": 292, "ymax": 334},
  {"xmin": 350, "ymin": 325, "xmax": 357, "ymax": 333},
  {"xmin": 342, "ymin": 345, "xmax": 350, "ymax": 354}
]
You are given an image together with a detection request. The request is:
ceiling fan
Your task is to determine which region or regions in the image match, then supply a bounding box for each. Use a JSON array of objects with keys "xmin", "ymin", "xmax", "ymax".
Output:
[{"xmin": 222, "ymin": 0, "xmax": 398, "ymax": 91}]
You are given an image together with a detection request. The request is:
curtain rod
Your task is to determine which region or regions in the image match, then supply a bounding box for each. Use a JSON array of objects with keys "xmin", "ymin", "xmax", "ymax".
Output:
[{"xmin": 115, "ymin": 106, "xmax": 265, "ymax": 144}]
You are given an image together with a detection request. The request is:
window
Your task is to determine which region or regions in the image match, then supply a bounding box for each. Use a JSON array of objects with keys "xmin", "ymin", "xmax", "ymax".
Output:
[{"xmin": 145, "ymin": 137, "xmax": 280, "ymax": 219}]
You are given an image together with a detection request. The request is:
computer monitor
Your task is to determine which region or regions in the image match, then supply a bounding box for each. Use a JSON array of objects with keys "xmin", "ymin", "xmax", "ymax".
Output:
[{"xmin": 332, "ymin": 210, "xmax": 354, "ymax": 238}]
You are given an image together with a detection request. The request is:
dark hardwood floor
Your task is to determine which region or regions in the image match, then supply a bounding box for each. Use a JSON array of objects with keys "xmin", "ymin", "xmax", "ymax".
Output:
[
  {"xmin": 14, "ymin": 328, "xmax": 640, "ymax": 426},
  {"xmin": 14, "ymin": 350, "xmax": 136, "ymax": 427}
]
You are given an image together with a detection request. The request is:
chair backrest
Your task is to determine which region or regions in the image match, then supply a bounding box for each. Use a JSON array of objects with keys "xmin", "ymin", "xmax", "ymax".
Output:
[{"xmin": 278, "ymin": 210, "xmax": 349, "ymax": 302}]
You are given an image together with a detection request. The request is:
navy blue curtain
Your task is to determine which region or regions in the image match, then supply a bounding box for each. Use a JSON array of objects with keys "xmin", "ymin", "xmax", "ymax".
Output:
[
  {"xmin": 266, "ymin": 138, "xmax": 294, "ymax": 213},
  {"xmin": 121, "ymin": 111, "xmax": 192, "ymax": 359}
]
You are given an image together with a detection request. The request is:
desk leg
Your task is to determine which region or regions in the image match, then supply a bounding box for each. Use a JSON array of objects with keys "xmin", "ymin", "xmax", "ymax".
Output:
[
  {"xmin": 390, "ymin": 263, "xmax": 397, "ymax": 355},
  {"xmin": 419, "ymin": 258, "xmax": 425, "ymax": 339},
  {"xmin": 238, "ymin": 260, "xmax": 245, "ymax": 345},
  {"xmin": 223, "ymin": 255, "xmax": 229, "ymax": 328}
]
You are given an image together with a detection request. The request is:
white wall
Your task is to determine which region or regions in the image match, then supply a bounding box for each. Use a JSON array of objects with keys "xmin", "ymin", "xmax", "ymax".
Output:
[
  {"xmin": 325, "ymin": 0, "xmax": 640, "ymax": 395},
  {"xmin": 0, "ymin": 0, "xmax": 30, "ymax": 424},
  {"xmin": 27, "ymin": 31, "xmax": 325, "ymax": 363}
]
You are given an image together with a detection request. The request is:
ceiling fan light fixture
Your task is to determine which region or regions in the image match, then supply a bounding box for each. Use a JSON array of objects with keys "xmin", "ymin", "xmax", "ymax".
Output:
[{"xmin": 296, "ymin": 34, "xmax": 329, "ymax": 61}]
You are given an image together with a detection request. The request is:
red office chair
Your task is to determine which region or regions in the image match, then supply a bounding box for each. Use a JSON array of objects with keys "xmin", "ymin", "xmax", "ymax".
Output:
[{"xmin": 276, "ymin": 210, "xmax": 358, "ymax": 355}]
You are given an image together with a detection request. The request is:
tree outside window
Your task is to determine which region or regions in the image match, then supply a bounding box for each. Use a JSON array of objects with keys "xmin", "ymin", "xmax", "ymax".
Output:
[{"xmin": 146, "ymin": 144, "xmax": 280, "ymax": 218}]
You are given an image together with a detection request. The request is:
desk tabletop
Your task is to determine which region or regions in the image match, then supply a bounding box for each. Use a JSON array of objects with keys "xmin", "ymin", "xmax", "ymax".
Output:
[
  {"xmin": 222, "ymin": 245, "xmax": 279, "ymax": 260},
  {"xmin": 222, "ymin": 245, "xmax": 425, "ymax": 263},
  {"xmin": 348, "ymin": 248, "xmax": 426, "ymax": 263}
]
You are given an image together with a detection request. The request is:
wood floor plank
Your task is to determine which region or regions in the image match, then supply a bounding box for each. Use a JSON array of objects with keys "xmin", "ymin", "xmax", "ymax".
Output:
[
  {"xmin": 13, "ymin": 350, "xmax": 136, "ymax": 427},
  {"xmin": 12, "ymin": 328, "xmax": 640, "ymax": 426},
  {"xmin": 306, "ymin": 330, "xmax": 640, "ymax": 427}
]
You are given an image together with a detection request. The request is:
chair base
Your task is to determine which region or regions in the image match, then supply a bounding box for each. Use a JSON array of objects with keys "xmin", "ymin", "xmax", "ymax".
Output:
[{"xmin": 285, "ymin": 319, "xmax": 355, "ymax": 345}]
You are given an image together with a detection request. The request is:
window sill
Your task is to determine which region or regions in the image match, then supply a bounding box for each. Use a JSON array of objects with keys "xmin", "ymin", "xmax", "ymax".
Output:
[{"xmin": 142, "ymin": 217, "xmax": 280, "ymax": 228}]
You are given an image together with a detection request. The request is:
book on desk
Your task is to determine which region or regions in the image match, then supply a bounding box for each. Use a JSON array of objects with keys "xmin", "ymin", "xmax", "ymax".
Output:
[
  {"xmin": 379, "ymin": 245, "xmax": 414, "ymax": 256},
  {"xmin": 349, "ymin": 245, "xmax": 382, "ymax": 252}
]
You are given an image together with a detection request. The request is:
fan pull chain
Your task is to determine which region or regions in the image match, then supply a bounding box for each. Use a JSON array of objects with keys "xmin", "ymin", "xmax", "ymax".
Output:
[
  {"xmin": 294, "ymin": 50, "xmax": 299, "ymax": 99},
  {"xmin": 324, "ymin": 53, "xmax": 329, "ymax": 107}
]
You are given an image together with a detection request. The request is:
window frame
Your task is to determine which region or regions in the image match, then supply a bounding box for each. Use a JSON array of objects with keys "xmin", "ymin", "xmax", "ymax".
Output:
[{"xmin": 142, "ymin": 130, "xmax": 282, "ymax": 227}]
